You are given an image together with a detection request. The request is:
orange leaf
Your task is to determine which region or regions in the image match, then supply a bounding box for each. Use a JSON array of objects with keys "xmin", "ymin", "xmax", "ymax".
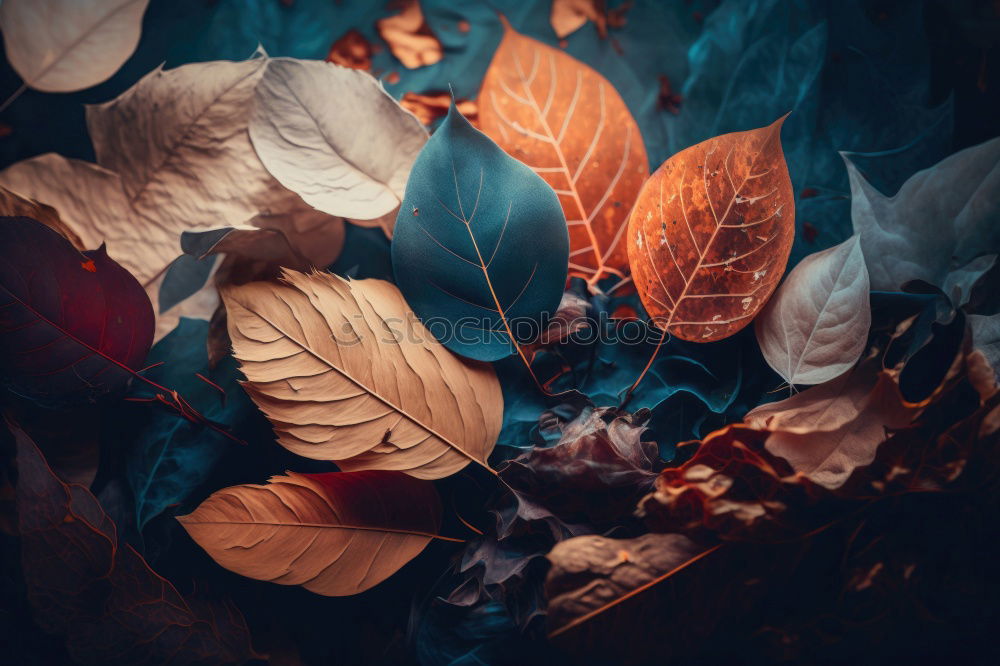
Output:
[
  {"xmin": 376, "ymin": 0, "xmax": 442, "ymax": 69},
  {"xmin": 626, "ymin": 117, "xmax": 794, "ymax": 342},
  {"xmin": 477, "ymin": 19, "xmax": 649, "ymax": 286}
]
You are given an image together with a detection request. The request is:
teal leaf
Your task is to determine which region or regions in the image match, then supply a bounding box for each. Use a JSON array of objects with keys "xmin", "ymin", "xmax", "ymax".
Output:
[
  {"xmin": 126, "ymin": 318, "xmax": 256, "ymax": 530},
  {"xmin": 391, "ymin": 104, "xmax": 568, "ymax": 362}
]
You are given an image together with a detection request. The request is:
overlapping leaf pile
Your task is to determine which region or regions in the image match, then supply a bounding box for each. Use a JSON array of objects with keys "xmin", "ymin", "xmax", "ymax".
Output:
[{"xmin": 1, "ymin": 1, "xmax": 998, "ymax": 665}]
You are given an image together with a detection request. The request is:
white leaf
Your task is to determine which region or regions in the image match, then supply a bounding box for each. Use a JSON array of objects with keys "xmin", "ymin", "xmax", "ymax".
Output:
[
  {"xmin": 0, "ymin": 0, "xmax": 149, "ymax": 92},
  {"xmin": 249, "ymin": 58, "xmax": 428, "ymax": 223},
  {"xmin": 847, "ymin": 137, "xmax": 1000, "ymax": 294},
  {"xmin": 755, "ymin": 235, "xmax": 870, "ymax": 386}
]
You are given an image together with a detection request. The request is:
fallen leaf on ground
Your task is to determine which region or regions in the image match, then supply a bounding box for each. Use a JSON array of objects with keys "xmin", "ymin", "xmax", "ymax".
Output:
[
  {"xmin": 223, "ymin": 270, "xmax": 502, "ymax": 479},
  {"xmin": 179, "ymin": 470, "xmax": 442, "ymax": 596},
  {"xmin": 627, "ymin": 116, "xmax": 795, "ymax": 342}
]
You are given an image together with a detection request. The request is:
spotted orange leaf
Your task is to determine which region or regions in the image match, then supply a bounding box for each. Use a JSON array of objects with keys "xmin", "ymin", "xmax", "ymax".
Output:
[
  {"xmin": 627, "ymin": 117, "xmax": 794, "ymax": 342},
  {"xmin": 477, "ymin": 19, "xmax": 648, "ymax": 286}
]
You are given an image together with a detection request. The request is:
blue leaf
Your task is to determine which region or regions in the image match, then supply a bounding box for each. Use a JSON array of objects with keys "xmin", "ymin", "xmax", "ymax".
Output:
[
  {"xmin": 126, "ymin": 318, "xmax": 257, "ymax": 530},
  {"xmin": 158, "ymin": 254, "xmax": 218, "ymax": 313},
  {"xmin": 392, "ymin": 104, "xmax": 569, "ymax": 361}
]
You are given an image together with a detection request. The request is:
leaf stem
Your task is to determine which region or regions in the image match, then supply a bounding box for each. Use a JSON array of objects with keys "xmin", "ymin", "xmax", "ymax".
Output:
[{"xmin": 0, "ymin": 83, "xmax": 26, "ymax": 114}]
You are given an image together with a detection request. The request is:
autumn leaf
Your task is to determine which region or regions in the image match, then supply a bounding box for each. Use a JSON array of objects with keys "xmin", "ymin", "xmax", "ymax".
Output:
[
  {"xmin": 12, "ymin": 419, "xmax": 257, "ymax": 664},
  {"xmin": 0, "ymin": 216, "xmax": 153, "ymax": 402},
  {"xmin": 627, "ymin": 116, "xmax": 794, "ymax": 342},
  {"xmin": 755, "ymin": 235, "xmax": 870, "ymax": 386},
  {"xmin": 0, "ymin": 186, "xmax": 83, "ymax": 249},
  {"xmin": 401, "ymin": 91, "xmax": 479, "ymax": 127},
  {"xmin": 545, "ymin": 533, "xmax": 716, "ymax": 637},
  {"xmin": 223, "ymin": 270, "xmax": 502, "ymax": 479},
  {"xmin": 376, "ymin": 0, "xmax": 443, "ymax": 69},
  {"xmin": 179, "ymin": 470, "xmax": 443, "ymax": 596},
  {"xmin": 249, "ymin": 58, "xmax": 428, "ymax": 231},
  {"xmin": 326, "ymin": 29, "xmax": 374, "ymax": 70},
  {"xmin": 0, "ymin": 0, "xmax": 149, "ymax": 93},
  {"xmin": 478, "ymin": 18, "xmax": 649, "ymax": 285}
]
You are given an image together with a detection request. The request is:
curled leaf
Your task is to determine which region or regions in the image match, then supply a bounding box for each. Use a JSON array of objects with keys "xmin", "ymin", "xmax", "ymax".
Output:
[
  {"xmin": 223, "ymin": 270, "xmax": 502, "ymax": 479},
  {"xmin": 478, "ymin": 19, "xmax": 648, "ymax": 284},
  {"xmin": 249, "ymin": 58, "xmax": 428, "ymax": 225},
  {"xmin": 0, "ymin": 187, "xmax": 83, "ymax": 249},
  {"xmin": 627, "ymin": 117, "xmax": 794, "ymax": 342},
  {"xmin": 755, "ymin": 235, "xmax": 870, "ymax": 386},
  {"xmin": 178, "ymin": 470, "xmax": 442, "ymax": 596},
  {"xmin": 0, "ymin": 0, "xmax": 149, "ymax": 92},
  {"xmin": 392, "ymin": 104, "xmax": 568, "ymax": 362}
]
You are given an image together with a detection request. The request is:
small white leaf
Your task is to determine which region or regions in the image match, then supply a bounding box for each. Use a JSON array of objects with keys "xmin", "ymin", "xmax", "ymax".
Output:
[
  {"xmin": 249, "ymin": 58, "xmax": 428, "ymax": 223},
  {"xmin": 0, "ymin": 0, "xmax": 149, "ymax": 93},
  {"xmin": 755, "ymin": 235, "xmax": 870, "ymax": 386}
]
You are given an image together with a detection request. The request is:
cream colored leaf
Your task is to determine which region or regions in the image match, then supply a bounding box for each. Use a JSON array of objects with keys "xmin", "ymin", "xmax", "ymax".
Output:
[
  {"xmin": 745, "ymin": 361, "xmax": 922, "ymax": 489},
  {"xmin": 249, "ymin": 58, "xmax": 428, "ymax": 224},
  {"xmin": 223, "ymin": 270, "xmax": 502, "ymax": 479},
  {"xmin": 755, "ymin": 235, "xmax": 870, "ymax": 386},
  {"xmin": 0, "ymin": 0, "xmax": 149, "ymax": 92},
  {"xmin": 178, "ymin": 470, "xmax": 441, "ymax": 596}
]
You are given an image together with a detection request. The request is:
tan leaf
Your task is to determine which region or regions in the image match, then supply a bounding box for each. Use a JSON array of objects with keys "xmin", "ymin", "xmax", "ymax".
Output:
[
  {"xmin": 400, "ymin": 91, "xmax": 479, "ymax": 127},
  {"xmin": 223, "ymin": 270, "xmax": 502, "ymax": 479},
  {"xmin": 545, "ymin": 533, "xmax": 716, "ymax": 637},
  {"xmin": 0, "ymin": 186, "xmax": 84, "ymax": 249},
  {"xmin": 627, "ymin": 116, "xmax": 794, "ymax": 342},
  {"xmin": 550, "ymin": 0, "xmax": 606, "ymax": 38},
  {"xmin": 744, "ymin": 360, "xmax": 926, "ymax": 489},
  {"xmin": 178, "ymin": 470, "xmax": 441, "ymax": 596},
  {"xmin": 376, "ymin": 0, "xmax": 442, "ymax": 69},
  {"xmin": 0, "ymin": 0, "xmax": 149, "ymax": 93},
  {"xmin": 478, "ymin": 19, "xmax": 649, "ymax": 286}
]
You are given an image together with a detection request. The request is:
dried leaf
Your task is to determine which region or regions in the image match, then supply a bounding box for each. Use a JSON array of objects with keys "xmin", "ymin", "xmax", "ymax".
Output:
[
  {"xmin": 223, "ymin": 270, "xmax": 502, "ymax": 479},
  {"xmin": 627, "ymin": 116, "xmax": 794, "ymax": 342},
  {"xmin": 746, "ymin": 360, "xmax": 925, "ymax": 489},
  {"xmin": 550, "ymin": 0, "xmax": 606, "ymax": 39},
  {"xmin": 392, "ymin": 104, "xmax": 568, "ymax": 362},
  {"xmin": 545, "ymin": 533, "xmax": 713, "ymax": 637},
  {"xmin": 0, "ymin": 0, "xmax": 149, "ymax": 92},
  {"xmin": 478, "ymin": 19, "xmax": 648, "ymax": 284},
  {"xmin": 12, "ymin": 420, "xmax": 257, "ymax": 664},
  {"xmin": 0, "ymin": 187, "xmax": 83, "ymax": 249},
  {"xmin": 755, "ymin": 235, "xmax": 870, "ymax": 385},
  {"xmin": 0, "ymin": 217, "xmax": 153, "ymax": 402},
  {"xmin": 400, "ymin": 92, "xmax": 479, "ymax": 127},
  {"xmin": 376, "ymin": 0, "xmax": 443, "ymax": 69},
  {"xmin": 326, "ymin": 29, "xmax": 373, "ymax": 70},
  {"xmin": 249, "ymin": 58, "xmax": 427, "ymax": 225},
  {"xmin": 178, "ymin": 470, "xmax": 441, "ymax": 596}
]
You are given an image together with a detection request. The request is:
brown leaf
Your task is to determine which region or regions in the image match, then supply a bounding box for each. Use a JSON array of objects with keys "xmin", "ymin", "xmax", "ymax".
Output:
[
  {"xmin": 178, "ymin": 470, "xmax": 442, "ymax": 596},
  {"xmin": 477, "ymin": 18, "xmax": 649, "ymax": 285},
  {"xmin": 376, "ymin": 0, "xmax": 442, "ymax": 69},
  {"xmin": 12, "ymin": 420, "xmax": 257, "ymax": 664},
  {"xmin": 550, "ymin": 0, "xmax": 607, "ymax": 38},
  {"xmin": 222, "ymin": 270, "xmax": 502, "ymax": 479},
  {"xmin": 400, "ymin": 91, "xmax": 478, "ymax": 127},
  {"xmin": 326, "ymin": 29, "xmax": 373, "ymax": 70},
  {"xmin": 0, "ymin": 186, "xmax": 84, "ymax": 249},
  {"xmin": 545, "ymin": 533, "xmax": 716, "ymax": 637},
  {"xmin": 627, "ymin": 116, "xmax": 794, "ymax": 341}
]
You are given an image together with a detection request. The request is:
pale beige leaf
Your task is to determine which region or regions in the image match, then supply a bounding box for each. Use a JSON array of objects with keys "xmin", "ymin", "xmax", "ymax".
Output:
[
  {"xmin": 178, "ymin": 470, "xmax": 441, "ymax": 596},
  {"xmin": 0, "ymin": 0, "xmax": 149, "ymax": 92},
  {"xmin": 223, "ymin": 270, "xmax": 502, "ymax": 479}
]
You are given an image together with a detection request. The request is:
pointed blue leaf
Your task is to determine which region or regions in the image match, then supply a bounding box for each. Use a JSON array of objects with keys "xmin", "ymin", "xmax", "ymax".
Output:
[{"xmin": 392, "ymin": 104, "xmax": 568, "ymax": 361}]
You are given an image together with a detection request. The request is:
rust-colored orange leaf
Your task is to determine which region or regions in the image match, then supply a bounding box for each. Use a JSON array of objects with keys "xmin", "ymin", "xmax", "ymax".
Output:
[
  {"xmin": 376, "ymin": 0, "xmax": 442, "ymax": 69},
  {"xmin": 477, "ymin": 19, "xmax": 649, "ymax": 286},
  {"xmin": 626, "ymin": 117, "xmax": 794, "ymax": 342}
]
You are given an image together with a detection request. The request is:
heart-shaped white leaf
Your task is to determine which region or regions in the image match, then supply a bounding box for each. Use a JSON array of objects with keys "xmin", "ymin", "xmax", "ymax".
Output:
[
  {"xmin": 0, "ymin": 0, "xmax": 149, "ymax": 93},
  {"xmin": 249, "ymin": 58, "xmax": 428, "ymax": 225},
  {"xmin": 755, "ymin": 235, "xmax": 870, "ymax": 386}
]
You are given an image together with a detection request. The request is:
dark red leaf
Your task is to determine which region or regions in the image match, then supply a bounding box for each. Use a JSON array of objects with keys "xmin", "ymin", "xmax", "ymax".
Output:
[
  {"xmin": 0, "ymin": 216, "xmax": 153, "ymax": 402},
  {"xmin": 12, "ymin": 420, "xmax": 257, "ymax": 665}
]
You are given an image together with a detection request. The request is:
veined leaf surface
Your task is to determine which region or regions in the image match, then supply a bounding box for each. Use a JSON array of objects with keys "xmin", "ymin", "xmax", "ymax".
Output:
[
  {"xmin": 223, "ymin": 270, "xmax": 502, "ymax": 479},
  {"xmin": 392, "ymin": 104, "xmax": 569, "ymax": 362},
  {"xmin": 478, "ymin": 20, "xmax": 648, "ymax": 285},
  {"xmin": 179, "ymin": 470, "xmax": 442, "ymax": 596},
  {"xmin": 627, "ymin": 117, "xmax": 794, "ymax": 342}
]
